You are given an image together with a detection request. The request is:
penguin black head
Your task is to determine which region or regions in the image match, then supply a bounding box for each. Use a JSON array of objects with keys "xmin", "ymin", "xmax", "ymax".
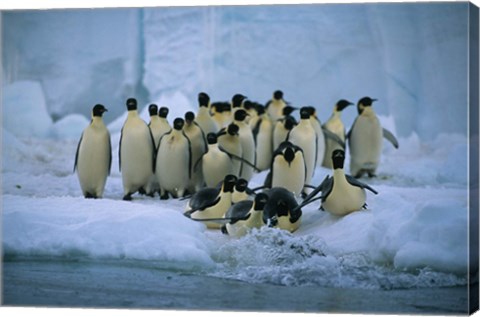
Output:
[
  {"xmin": 185, "ymin": 111, "xmax": 195, "ymax": 124},
  {"xmin": 222, "ymin": 174, "xmax": 238, "ymax": 193},
  {"xmin": 126, "ymin": 98, "xmax": 137, "ymax": 111},
  {"xmin": 332, "ymin": 149, "xmax": 345, "ymax": 170},
  {"xmin": 284, "ymin": 146, "xmax": 295, "ymax": 164},
  {"xmin": 243, "ymin": 100, "xmax": 253, "ymax": 111},
  {"xmin": 336, "ymin": 100, "xmax": 353, "ymax": 112},
  {"xmin": 232, "ymin": 94, "xmax": 247, "ymax": 108},
  {"xmin": 235, "ymin": 178, "xmax": 248, "ymax": 192},
  {"xmin": 284, "ymin": 116, "xmax": 296, "ymax": 130},
  {"xmin": 253, "ymin": 192, "xmax": 269, "ymax": 211},
  {"xmin": 300, "ymin": 107, "xmax": 311, "ymax": 120},
  {"xmin": 273, "ymin": 90, "xmax": 284, "ymax": 100},
  {"xmin": 207, "ymin": 133, "xmax": 217, "ymax": 144},
  {"xmin": 159, "ymin": 107, "xmax": 169, "ymax": 118},
  {"xmin": 198, "ymin": 92, "xmax": 210, "ymax": 107},
  {"xmin": 148, "ymin": 104, "xmax": 158, "ymax": 116},
  {"xmin": 283, "ymin": 105, "xmax": 297, "ymax": 116},
  {"xmin": 256, "ymin": 104, "xmax": 266, "ymax": 115},
  {"xmin": 92, "ymin": 104, "xmax": 108, "ymax": 117},
  {"xmin": 222, "ymin": 102, "xmax": 232, "ymax": 112},
  {"xmin": 234, "ymin": 109, "xmax": 248, "ymax": 122},
  {"xmin": 226, "ymin": 123, "xmax": 240, "ymax": 136},
  {"xmin": 357, "ymin": 97, "xmax": 377, "ymax": 114},
  {"xmin": 173, "ymin": 118, "xmax": 185, "ymax": 130}
]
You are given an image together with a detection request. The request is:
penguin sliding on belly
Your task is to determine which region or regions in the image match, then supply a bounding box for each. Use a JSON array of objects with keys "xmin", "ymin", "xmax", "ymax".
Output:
[
  {"xmin": 223, "ymin": 193, "xmax": 269, "ymax": 237},
  {"xmin": 74, "ymin": 104, "xmax": 111, "ymax": 198},
  {"xmin": 299, "ymin": 149, "xmax": 378, "ymax": 217},
  {"xmin": 184, "ymin": 174, "xmax": 237, "ymax": 229},
  {"xmin": 119, "ymin": 98, "xmax": 155, "ymax": 201},
  {"xmin": 348, "ymin": 97, "xmax": 399, "ymax": 178},
  {"xmin": 263, "ymin": 187, "xmax": 302, "ymax": 233}
]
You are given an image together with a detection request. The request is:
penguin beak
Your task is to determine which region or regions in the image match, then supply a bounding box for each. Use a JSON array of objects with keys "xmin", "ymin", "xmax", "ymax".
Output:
[
  {"xmin": 372, "ymin": 98, "xmax": 378, "ymax": 102},
  {"xmin": 216, "ymin": 130, "xmax": 227, "ymax": 137}
]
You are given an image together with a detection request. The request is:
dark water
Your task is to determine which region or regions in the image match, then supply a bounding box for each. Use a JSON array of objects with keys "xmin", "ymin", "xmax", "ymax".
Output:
[{"xmin": 2, "ymin": 259, "xmax": 470, "ymax": 314}]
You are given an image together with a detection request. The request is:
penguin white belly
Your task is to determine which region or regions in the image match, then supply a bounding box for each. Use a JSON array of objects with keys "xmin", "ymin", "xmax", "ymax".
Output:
[
  {"xmin": 77, "ymin": 127, "xmax": 110, "ymax": 197},
  {"xmin": 238, "ymin": 126, "xmax": 256, "ymax": 181},
  {"xmin": 255, "ymin": 121, "xmax": 273, "ymax": 171},
  {"xmin": 311, "ymin": 119, "xmax": 325, "ymax": 167},
  {"xmin": 196, "ymin": 113, "xmax": 218, "ymax": 135},
  {"xmin": 277, "ymin": 216, "xmax": 300, "ymax": 233},
  {"xmin": 268, "ymin": 103, "xmax": 284, "ymax": 122},
  {"xmin": 185, "ymin": 127, "xmax": 206, "ymax": 193},
  {"xmin": 218, "ymin": 136, "xmax": 242, "ymax": 177},
  {"xmin": 121, "ymin": 124, "xmax": 154, "ymax": 195},
  {"xmin": 232, "ymin": 191, "xmax": 250, "ymax": 204},
  {"xmin": 349, "ymin": 116, "xmax": 382, "ymax": 176},
  {"xmin": 226, "ymin": 210, "xmax": 263, "ymax": 237},
  {"xmin": 202, "ymin": 150, "xmax": 233, "ymax": 188},
  {"xmin": 322, "ymin": 120, "xmax": 345, "ymax": 169},
  {"xmin": 288, "ymin": 126, "xmax": 316, "ymax": 187},
  {"xmin": 273, "ymin": 123, "xmax": 288, "ymax": 151},
  {"xmin": 190, "ymin": 194, "xmax": 232, "ymax": 229},
  {"xmin": 271, "ymin": 153, "xmax": 305, "ymax": 197},
  {"xmin": 156, "ymin": 136, "xmax": 189, "ymax": 197},
  {"xmin": 322, "ymin": 182, "xmax": 366, "ymax": 216}
]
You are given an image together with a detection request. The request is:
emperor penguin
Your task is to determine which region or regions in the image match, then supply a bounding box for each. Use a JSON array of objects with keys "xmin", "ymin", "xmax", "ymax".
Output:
[
  {"xmin": 232, "ymin": 178, "xmax": 253, "ymax": 203},
  {"xmin": 147, "ymin": 104, "xmax": 163, "ymax": 195},
  {"xmin": 305, "ymin": 106, "xmax": 326, "ymax": 168},
  {"xmin": 287, "ymin": 107, "xmax": 317, "ymax": 195},
  {"xmin": 251, "ymin": 105, "xmax": 273, "ymax": 171},
  {"xmin": 272, "ymin": 106, "xmax": 298, "ymax": 150},
  {"xmin": 223, "ymin": 193, "xmax": 269, "ymax": 237},
  {"xmin": 263, "ymin": 187, "xmax": 302, "ymax": 233},
  {"xmin": 156, "ymin": 118, "xmax": 192, "ymax": 199},
  {"xmin": 119, "ymin": 98, "xmax": 155, "ymax": 200},
  {"xmin": 244, "ymin": 100, "xmax": 259, "ymax": 127},
  {"xmin": 265, "ymin": 90, "xmax": 288, "ymax": 122},
  {"xmin": 184, "ymin": 111, "xmax": 208, "ymax": 193},
  {"xmin": 74, "ymin": 104, "xmax": 111, "ymax": 199},
  {"xmin": 322, "ymin": 100, "xmax": 353, "ymax": 169},
  {"xmin": 157, "ymin": 107, "xmax": 173, "ymax": 143},
  {"xmin": 195, "ymin": 92, "xmax": 218, "ymax": 135},
  {"xmin": 267, "ymin": 141, "xmax": 306, "ymax": 197},
  {"xmin": 200, "ymin": 133, "xmax": 234, "ymax": 187},
  {"xmin": 348, "ymin": 97, "xmax": 399, "ymax": 178},
  {"xmin": 217, "ymin": 123, "xmax": 243, "ymax": 177},
  {"xmin": 233, "ymin": 109, "xmax": 256, "ymax": 181},
  {"xmin": 184, "ymin": 174, "xmax": 237, "ymax": 229},
  {"xmin": 313, "ymin": 149, "xmax": 378, "ymax": 216},
  {"xmin": 211, "ymin": 102, "xmax": 231, "ymax": 129}
]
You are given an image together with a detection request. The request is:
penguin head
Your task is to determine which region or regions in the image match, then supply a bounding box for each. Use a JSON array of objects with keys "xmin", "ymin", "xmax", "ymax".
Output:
[
  {"xmin": 207, "ymin": 133, "xmax": 218, "ymax": 144},
  {"xmin": 173, "ymin": 118, "xmax": 185, "ymax": 130},
  {"xmin": 232, "ymin": 94, "xmax": 247, "ymax": 108},
  {"xmin": 185, "ymin": 111, "xmax": 195, "ymax": 124},
  {"xmin": 284, "ymin": 116, "xmax": 296, "ymax": 130},
  {"xmin": 235, "ymin": 178, "xmax": 248, "ymax": 193},
  {"xmin": 243, "ymin": 100, "xmax": 253, "ymax": 111},
  {"xmin": 256, "ymin": 104, "xmax": 266, "ymax": 116},
  {"xmin": 148, "ymin": 104, "xmax": 158, "ymax": 116},
  {"xmin": 126, "ymin": 98, "xmax": 137, "ymax": 111},
  {"xmin": 234, "ymin": 109, "xmax": 248, "ymax": 122},
  {"xmin": 357, "ymin": 97, "xmax": 377, "ymax": 114},
  {"xmin": 222, "ymin": 102, "xmax": 232, "ymax": 112},
  {"xmin": 222, "ymin": 174, "xmax": 237, "ymax": 193},
  {"xmin": 226, "ymin": 123, "xmax": 240, "ymax": 136},
  {"xmin": 300, "ymin": 107, "xmax": 311, "ymax": 120},
  {"xmin": 336, "ymin": 100, "xmax": 353, "ymax": 112},
  {"xmin": 253, "ymin": 193, "xmax": 269, "ymax": 211},
  {"xmin": 198, "ymin": 92, "xmax": 210, "ymax": 107},
  {"xmin": 276, "ymin": 200, "xmax": 289, "ymax": 217},
  {"xmin": 283, "ymin": 146, "xmax": 296, "ymax": 164},
  {"xmin": 92, "ymin": 104, "xmax": 108, "ymax": 117},
  {"xmin": 273, "ymin": 90, "xmax": 284, "ymax": 100},
  {"xmin": 159, "ymin": 107, "xmax": 169, "ymax": 118},
  {"xmin": 283, "ymin": 105, "xmax": 297, "ymax": 116},
  {"xmin": 332, "ymin": 149, "xmax": 345, "ymax": 170}
]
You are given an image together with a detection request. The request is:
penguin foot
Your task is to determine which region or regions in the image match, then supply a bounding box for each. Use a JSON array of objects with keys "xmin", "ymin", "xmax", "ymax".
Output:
[
  {"xmin": 123, "ymin": 194, "xmax": 133, "ymax": 201},
  {"xmin": 85, "ymin": 192, "xmax": 95, "ymax": 199},
  {"xmin": 160, "ymin": 193, "xmax": 169, "ymax": 200},
  {"xmin": 138, "ymin": 187, "xmax": 147, "ymax": 195},
  {"xmin": 367, "ymin": 172, "xmax": 377, "ymax": 178},
  {"xmin": 221, "ymin": 225, "xmax": 228, "ymax": 235}
]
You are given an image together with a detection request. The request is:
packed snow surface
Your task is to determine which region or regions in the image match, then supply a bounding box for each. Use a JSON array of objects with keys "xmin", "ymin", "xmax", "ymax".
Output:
[{"xmin": 2, "ymin": 96, "xmax": 469, "ymax": 291}]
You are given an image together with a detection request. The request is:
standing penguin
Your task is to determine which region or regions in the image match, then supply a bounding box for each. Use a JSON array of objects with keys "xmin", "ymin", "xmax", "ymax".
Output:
[
  {"xmin": 265, "ymin": 90, "xmax": 288, "ymax": 122},
  {"xmin": 184, "ymin": 174, "xmax": 237, "ymax": 229},
  {"xmin": 233, "ymin": 109, "xmax": 256, "ymax": 181},
  {"xmin": 217, "ymin": 123, "xmax": 243, "ymax": 177},
  {"xmin": 322, "ymin": 100, "xmax": 353, "ymax": 169},
  {"xmin": 156, "ymin": 118, "xmax": 192, "ymax": 199},
  {"xmin": 74, "ymin": 104, "xmax": 111, "ymax": 199},
  {"xmin": 147, "ymin": 104, "xmax": 162, "ymax": 195},
  {"xmin": 157, "ymin": 106, "xmax": 173, "ymax": 145},
  {"xmin": 223, "ymin": 193, "xmax": 269, "ymax": 237},
  {"xmin": 305, "ymin": 106, "xmax": 325, "ymax": 168},
  {"xmin": 184, "ymin": 111, "xmax": 207, "ymax": 193},
  {"xmin": 272, "ymin": 106, "xmax": 298, "ymax": 150},
  {"xmin": 119, "ymin": 98, "xmax": 155, "ymax": 200},
  {"xmin": 195, "ymin": 92, "xmax": 218, "ymax": 135},
  {"xmin": 199, "ymin": 133, "xmax": 234, "ymax": 187},
  {"xmin": 348, "ymin": 97, "xmax": 399, "ymax": 178},
  {"xmin": 267, "ymin": 141, "xmax": 306, "ymax": 198},
  {"xmin": 310, "ymin": 149, "xmax": 378, "ymax": 216},
  {"xmin": 263, "ymin": 187, "xmax": 302, "ymax": 233},
  {"xmin": 252, "ymin": 105, "xmax": 273, "ymax": 171},
  {"xmin": 211, "ymin": 102, "xmax": 231, "ymax": 129},
  {"xmin": 287, "ymin": 107, "xmax": 317, "ymax": 195}
]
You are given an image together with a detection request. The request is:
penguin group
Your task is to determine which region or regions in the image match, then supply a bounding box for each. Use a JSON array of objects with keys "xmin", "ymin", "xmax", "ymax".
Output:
[{"xmin": 74, "ymin": 91, "xmax": 399, "ymax": 237}]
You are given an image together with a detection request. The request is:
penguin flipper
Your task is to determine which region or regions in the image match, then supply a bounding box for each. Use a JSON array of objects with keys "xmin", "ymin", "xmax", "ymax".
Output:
[
  {"xmin": 73, "ymin": 133, "xmax": 83, "ymax": 172},
  {"xmin": 382, "ymin": 128, "xmax": 399, "ymax": 149},
  {"xmin": 183, "ymin": 131, "xmax": 193, "ymax": 179},
  {"xmin": 252, "ymin": 118, "xmax": 262, "ymax": 145},
  {"xmin": 322, "ymin": 127, "xmax": 346, "ymax": 149},
  {"xmin": 118, "ymin": 127, "xmax": 124, "ymax": 172},
  {"xmin": 345, "ymin": 175, "xmax": 378, "ymax": 195},
  {"xmin": 108, "ymin": 133, "xmax": 112, "ymax": 175}
]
